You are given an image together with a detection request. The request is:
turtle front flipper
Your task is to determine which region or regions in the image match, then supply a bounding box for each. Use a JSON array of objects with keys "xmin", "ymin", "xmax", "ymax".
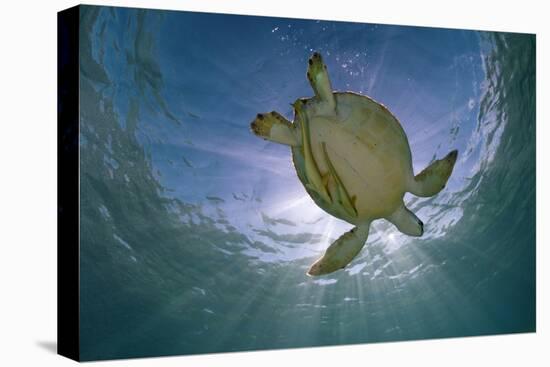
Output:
[
  {"xmin": 408, "ymin": 150, "xmax": 458, "ymax": 197},
  {"xmin": 250, "ymin": 111, "xmax": 299, "ymax": 146},
  {"xmin": 307, "ymin": 52, "xmax": 336, "ymax": 112},
  {"xmin": 307, "ymin": 222, "xmax": 370, "ymax": 276}
]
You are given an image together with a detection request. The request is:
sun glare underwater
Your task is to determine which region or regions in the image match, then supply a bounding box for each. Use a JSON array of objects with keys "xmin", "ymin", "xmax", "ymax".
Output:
[{"xmin": 78, "ymin": 6, "xmax": 535, "ymax": 361}]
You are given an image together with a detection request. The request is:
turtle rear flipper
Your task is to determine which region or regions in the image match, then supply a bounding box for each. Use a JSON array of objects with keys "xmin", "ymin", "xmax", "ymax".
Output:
[
  {"xmin": 307, "ymin": 52, "xmax": 336, "ymax": 112},
  {"xmin": 250, "ymin": 111, "xmax": 299, "ymax": 146}
]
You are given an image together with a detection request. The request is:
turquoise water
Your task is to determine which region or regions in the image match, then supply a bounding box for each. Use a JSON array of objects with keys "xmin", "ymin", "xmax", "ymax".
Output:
[{"xmin": 78, "ymin": 6, "xmax": 535, "ymax": 361}]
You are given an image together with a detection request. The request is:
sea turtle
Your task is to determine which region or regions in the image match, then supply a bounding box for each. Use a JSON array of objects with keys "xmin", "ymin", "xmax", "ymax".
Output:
[{"xmin": 250, "ymin": 52, "xmax": 458, "ymax": 276}]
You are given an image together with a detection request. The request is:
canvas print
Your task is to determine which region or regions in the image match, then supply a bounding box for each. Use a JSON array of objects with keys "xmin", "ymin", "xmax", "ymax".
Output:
[{"xmin": 58, "ymin": 4, "xmax": 535, "ymax": 361}]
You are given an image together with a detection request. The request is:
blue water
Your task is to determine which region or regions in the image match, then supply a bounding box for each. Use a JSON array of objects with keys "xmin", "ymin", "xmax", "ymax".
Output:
[{"xmin": 78, "ymin": 6, "xmax": 535, "ymax": 361}]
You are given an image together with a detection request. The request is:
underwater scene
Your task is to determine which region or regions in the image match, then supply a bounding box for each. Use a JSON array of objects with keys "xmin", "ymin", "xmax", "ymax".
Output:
[{"xmin": 78, "ymin": 5, "xmax": 536, "ymax": 361}]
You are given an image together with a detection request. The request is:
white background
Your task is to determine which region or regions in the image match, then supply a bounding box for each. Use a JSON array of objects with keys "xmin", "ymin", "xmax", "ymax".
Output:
[{"xmin": 0, "ymin": 0, "xmax": 547, "ymax": 365}]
